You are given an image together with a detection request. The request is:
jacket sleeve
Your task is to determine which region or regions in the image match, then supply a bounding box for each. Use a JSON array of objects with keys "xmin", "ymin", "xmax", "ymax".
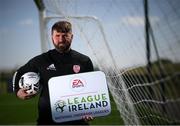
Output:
[
  {"xmin": 85, "ymin": 58, "xmax": 94, "ymax": 72},
  {"xmin": 12, "ymin": 59, "xmax": 39, "ymax": 95}
]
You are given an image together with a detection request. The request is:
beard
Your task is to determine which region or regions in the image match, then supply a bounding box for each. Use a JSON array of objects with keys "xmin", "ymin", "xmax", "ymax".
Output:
[{"xmin": 54, "ymin": 41, "xmax": 71, "ymax": 53}]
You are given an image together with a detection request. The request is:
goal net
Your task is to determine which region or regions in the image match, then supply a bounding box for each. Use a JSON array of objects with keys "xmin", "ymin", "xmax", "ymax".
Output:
[{"xmin": 34, "ymin": 0, "xmax": 180, "ymax": 124}]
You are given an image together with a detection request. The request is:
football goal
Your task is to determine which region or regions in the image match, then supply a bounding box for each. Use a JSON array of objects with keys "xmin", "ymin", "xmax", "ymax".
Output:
[{"xmin": 34, "ymin": 0, "xmax": 180, "ymax": 124}]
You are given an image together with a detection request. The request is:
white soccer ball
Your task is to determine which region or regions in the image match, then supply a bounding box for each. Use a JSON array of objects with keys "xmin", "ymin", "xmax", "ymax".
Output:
[{"xmin": 19, "ymin": 72, "xmax": 40, "ymax": 94}]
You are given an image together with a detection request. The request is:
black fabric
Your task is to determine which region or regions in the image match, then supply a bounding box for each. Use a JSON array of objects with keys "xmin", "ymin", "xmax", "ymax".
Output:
[{"xmin": 14, "ymin": 49, "xmax": 93, "ymax": 125}]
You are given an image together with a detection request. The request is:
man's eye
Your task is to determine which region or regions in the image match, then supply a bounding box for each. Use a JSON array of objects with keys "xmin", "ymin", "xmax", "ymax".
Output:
[{"xmin": 64, "ymin": 34, "xmax": 70, "ymax": 38}]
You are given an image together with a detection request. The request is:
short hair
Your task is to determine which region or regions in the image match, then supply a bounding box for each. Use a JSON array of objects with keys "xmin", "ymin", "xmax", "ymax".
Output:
[{"xmin": 51, "ymin": 21, "xmax": 72, "ymax": 34}]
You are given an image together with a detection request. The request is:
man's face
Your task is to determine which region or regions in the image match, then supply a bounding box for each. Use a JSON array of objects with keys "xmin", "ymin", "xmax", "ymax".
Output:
[{"xmin": 52, "ymin": 30, "xmax": 73, "ymax": 53}]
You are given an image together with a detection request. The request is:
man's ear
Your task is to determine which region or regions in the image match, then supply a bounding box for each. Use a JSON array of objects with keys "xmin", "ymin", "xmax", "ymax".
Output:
[
  {"xmin": 71, "ymin": 34, "xmax": 74, "ymax": 39},
  {"xmin": 51, "ymin": 36, "xmax": 53, "ymax": 42},
  {"xmin": 51, "ymin": 35, "xmax": 54, "ymax": 44}
]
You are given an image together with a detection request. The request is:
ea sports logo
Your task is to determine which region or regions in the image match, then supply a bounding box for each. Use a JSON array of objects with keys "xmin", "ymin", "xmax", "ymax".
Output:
[{"xmin": 70, "ymin": 77, "xmax": 86, "ymax": 92}]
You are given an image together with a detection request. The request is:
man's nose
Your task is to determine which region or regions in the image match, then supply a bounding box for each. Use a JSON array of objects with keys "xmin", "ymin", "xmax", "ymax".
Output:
[{"xmin": 58, "ymin": 35, "xmax": 65, "ymax": 42}]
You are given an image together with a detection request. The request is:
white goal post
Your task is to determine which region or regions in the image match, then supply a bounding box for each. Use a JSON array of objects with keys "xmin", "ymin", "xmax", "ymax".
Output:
[{"xmin": 34, "ymin": 0, "xmax": 180, "ymax": 125}]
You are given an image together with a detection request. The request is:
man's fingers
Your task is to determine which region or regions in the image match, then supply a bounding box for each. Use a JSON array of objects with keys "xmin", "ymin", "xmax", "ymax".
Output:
[
  {"xmin": 17, "ymin": 88, "xmax": 35, "ymax": 100},
  {"xmin": 82, "ymin": 115, "xmax": 93, "ymax": 122}
]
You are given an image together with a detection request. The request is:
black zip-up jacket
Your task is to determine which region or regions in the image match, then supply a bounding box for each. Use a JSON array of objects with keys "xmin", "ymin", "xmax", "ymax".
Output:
[{"xmin": 13, "ymin": 49, "xmax": 94, "ymax": 125}]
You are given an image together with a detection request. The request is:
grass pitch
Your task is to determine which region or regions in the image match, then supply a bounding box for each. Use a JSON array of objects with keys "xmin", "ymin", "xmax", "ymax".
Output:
[{"xmin": 0, "ymin": 93, "xmax": 123, "ymax": 125}]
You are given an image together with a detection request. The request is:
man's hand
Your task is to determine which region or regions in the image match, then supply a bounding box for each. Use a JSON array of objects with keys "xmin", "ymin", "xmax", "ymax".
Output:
[
  {"xmin": 82, "ymin": 115, "xmax": 94, "ymax": 122},
  {"xmin": 17, "ymin": 88, "xmax": 35, "ymax": 100}
]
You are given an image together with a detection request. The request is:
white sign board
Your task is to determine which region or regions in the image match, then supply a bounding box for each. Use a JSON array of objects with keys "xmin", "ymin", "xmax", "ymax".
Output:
[{"xmin": 48, "ymin": 71, "xmax": 111, "ymax": 123}]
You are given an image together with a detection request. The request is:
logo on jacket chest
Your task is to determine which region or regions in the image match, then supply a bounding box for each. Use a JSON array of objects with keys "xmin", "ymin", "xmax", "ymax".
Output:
[
  {"xmin": 73, "ymin": 65, "xmax": 80, "ymax": 73},
  {"xmin": 47, "ymin": 64, "xmax": 56, "ymax": 71}
]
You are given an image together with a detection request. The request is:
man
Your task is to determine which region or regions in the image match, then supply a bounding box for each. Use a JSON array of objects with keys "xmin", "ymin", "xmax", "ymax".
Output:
[{"xmin": 13, "ymin": 21, "xmax": 94, "ymax": 125}]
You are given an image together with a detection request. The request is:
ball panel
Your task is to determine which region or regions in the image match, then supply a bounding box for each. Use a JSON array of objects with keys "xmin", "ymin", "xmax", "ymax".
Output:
[{"xmin": 18, "ymin": 72, "xmax": 40, "ymax": 94}]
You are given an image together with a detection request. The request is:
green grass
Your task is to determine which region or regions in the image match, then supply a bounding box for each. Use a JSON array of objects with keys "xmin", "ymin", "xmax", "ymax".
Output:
[
  {"xmin": 0, "ymin": 93, "xmax": 124, "ymax": 125},
  {"xmin": 0, "ymin": 93, "xmax": 38, "ymax": 125},
  {"xmin": 90, "ymin": 101, "xmax": 124, "ymax": 125},
  {"xmin": 136, "ymin": 104, "xmax": 180, "ymax": 125}
]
